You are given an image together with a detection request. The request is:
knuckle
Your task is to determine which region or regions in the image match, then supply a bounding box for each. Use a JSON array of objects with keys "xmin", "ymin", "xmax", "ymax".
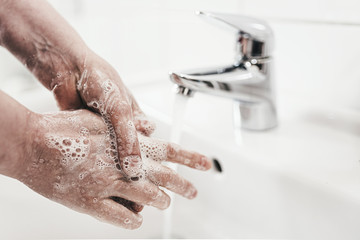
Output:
[
  {"xmin": 155, "ymin": 173, "xmax": 171, "ymax": 188},
  {"xmin": 121, "ymin": 106, "xmax": 132, "ymax": 116},
  {"xmin": 134, "ymin": 118, "xmax": 156, "ymax": 136},
  {"xmin": 122, "ymin": 215, "xmax": 143, "ymax": 230},
  {"xmin": 182, "ymin": 150, "xmax": 195, "ymax": 159},
  {"xmin": 150, "ymin": 187, "xmax": 162, "ymax": 200},
  {"xmin": 167, "ymin": 143, "xmax": 178, "ymax": 159}
]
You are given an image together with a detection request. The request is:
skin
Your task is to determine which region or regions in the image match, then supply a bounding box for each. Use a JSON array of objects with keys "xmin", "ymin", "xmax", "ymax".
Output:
[
  {"xmin": 0, "ymin": 0, "xmax": 213, "ymax": 229},
  {"xmin": 0, "ymin": 90, "xmax": 212, "ymax": 229},
  {"xmin": 0, "ymin": 0, "xmax": 151, "ymax": 178}
]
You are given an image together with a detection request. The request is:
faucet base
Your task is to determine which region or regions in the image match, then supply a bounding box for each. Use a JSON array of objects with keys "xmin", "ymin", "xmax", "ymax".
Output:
[{"xmin": 233, "ymin": 100, "xmax": 277, "ymax": 131}]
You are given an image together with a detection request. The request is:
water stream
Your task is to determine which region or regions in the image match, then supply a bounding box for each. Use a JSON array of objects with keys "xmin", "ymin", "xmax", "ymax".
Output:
[{"xmin": 162, "ymin": 93, "xmax": 190, "ymax": 239}]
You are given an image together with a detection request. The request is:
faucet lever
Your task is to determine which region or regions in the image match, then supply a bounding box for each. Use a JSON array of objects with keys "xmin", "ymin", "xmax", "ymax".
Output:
[
  {"xmin": 196, "ymin": 11, "xmax": 273, "ymax": 60},
  {"xmin": 196, "ymin": 11, "xmax": 272, "ymax": 41}
]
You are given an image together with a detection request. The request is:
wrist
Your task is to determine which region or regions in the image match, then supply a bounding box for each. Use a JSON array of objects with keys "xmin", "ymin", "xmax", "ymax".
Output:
[
  {"xmin": 0, "ymin": 0, "xmax": 90, "ymax": 91},
  {"xmin": 13, "ymin": 112, "xmax": 46, "ymax": 181},
  {"xmin": 0, "ymin": 102, "xmax": 37, "ymax": 180}
]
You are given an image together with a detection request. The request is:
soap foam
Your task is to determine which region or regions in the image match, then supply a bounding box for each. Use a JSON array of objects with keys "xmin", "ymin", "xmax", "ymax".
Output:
[
  {"xmin": 138, "ymin": 134, "xmax": 167, "ymax": 162},
  {"xmin": 45, "ymin": 131, "xmax": 90, "ymax": 169}
]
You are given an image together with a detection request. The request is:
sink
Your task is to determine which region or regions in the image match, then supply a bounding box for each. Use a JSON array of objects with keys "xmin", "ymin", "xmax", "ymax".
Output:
[
  {"xmin": 1, "ymin": 79, "xmax": 360, "ymax": 239},
  {"xmin": 133, "ymin": 80, "xmax": 360, "ymax": 239}
]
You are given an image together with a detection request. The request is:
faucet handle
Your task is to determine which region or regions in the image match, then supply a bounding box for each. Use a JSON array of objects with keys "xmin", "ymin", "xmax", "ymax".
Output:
[{"xmin": 196, "ymin": 11, "xmax": 273, "ymax": 60}]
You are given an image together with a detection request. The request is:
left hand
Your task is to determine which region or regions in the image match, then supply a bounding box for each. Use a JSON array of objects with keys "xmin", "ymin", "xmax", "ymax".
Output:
[
  {"xmin": 52, "ymin": 51, "xmax": 154, "ymax": 180},
  {"xmin": 0, "ymin": 0, "xmax": 154, "ymax": 180}
]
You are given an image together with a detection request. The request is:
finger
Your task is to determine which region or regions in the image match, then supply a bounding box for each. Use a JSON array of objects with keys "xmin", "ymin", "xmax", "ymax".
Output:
[
  {"xmin": 138, "ymin": 134, "xmax": 212, "ymax": 170},
  {"xmin": 133, "ymin": 112, "xmax": 156, "ymax": 137},
  {"xmin": 109, "ymin": 104, "xmax": 143, "ymax": 178},
  {"xmin": 77, "ymin": 72, "xmax": 144, "ymax": 179},
  {"xmin": 127, "ymin": 88, "xmax": 156, "ymax": 136},
  {"xmin": 110, "ymin": 179, "xmax": 170, "ymax": 210},
  {"xmin": 145, "ymin": 160, "xmax": 198, "ymax": 199},
  {"xmin": 92, "ymin": 198, "xmax": 143, "ymax": 229},
  {"xmin": 167, "ymin": 143, "xmax": 212, "ymax": 170},
  {"xmin": 100, "ymin": 82, "xmax": 144, "ymax": 178}
]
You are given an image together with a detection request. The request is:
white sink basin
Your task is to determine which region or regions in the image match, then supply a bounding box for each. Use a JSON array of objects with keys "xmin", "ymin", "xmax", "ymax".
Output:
[
  {"xmin": 1, "ymin": 79, "xmax": 360, "ymax": 239},
  {"xmin": 133, "ymin": 80, "xmax": 360, "ymax": 239}
]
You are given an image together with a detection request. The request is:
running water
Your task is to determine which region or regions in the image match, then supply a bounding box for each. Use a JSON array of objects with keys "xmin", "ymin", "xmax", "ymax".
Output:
[{"xmin": 162, "ymin": 93, "xmax": 190, "ymax": 239}]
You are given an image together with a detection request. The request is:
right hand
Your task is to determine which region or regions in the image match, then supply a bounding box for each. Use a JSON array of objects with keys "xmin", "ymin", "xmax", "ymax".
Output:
[{"xmin": 16, "ymin": 109, "xmax": 211, "ymax": 229}]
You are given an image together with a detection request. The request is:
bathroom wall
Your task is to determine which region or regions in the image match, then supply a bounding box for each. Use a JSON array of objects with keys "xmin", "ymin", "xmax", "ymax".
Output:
[
  {"xmin": 0, "ymin": 1, "xmax": 359, "ymax": 238},
  {"xmin": 0, "ymin": 0, "xmax": 360, "ymax": 110}
]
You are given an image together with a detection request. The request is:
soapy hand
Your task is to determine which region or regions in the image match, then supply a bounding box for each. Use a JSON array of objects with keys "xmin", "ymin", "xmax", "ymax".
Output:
[
  {"xmin": 52, "ymin": 51, "xmax": 154, "ymax": 181},
  {"xmin": 17, "ymin": 110, "xmax": 211, "ymax": 229},
  {"xmin": 0, "ymin": 0, "xmax": 153, "ymax": 180},
  {"xmin": 0, "ymin": 0, "xmax": 212, "ymax": 230}
]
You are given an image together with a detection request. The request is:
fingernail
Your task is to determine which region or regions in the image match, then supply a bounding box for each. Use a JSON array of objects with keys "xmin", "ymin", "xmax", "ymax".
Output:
[
  {"xmin": 123, "ymin": 155, "xmax": 142, "ymax": 168},
  {"xmin": 122, "ymin": 155, "xmax": 144, "ymax": 178},
  {"xmin": 201, "ymin": 156, "xmax": 212, "ymax": 169},
  {"xmin": 185, "ymin": 186, "xmax": 198, "ymax": 199},
  {"xmin": 160, "ymin": 195, "xmax": 171, "ymax": 209},
  {"xmin": 153, "ymin": 191, "xmax": 171, "ymax": 210}
]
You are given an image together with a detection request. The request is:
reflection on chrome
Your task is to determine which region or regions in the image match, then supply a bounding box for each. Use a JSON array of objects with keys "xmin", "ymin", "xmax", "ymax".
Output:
[{"xmin": 170, "ymin": 11, "xmax": 277, "ymax": 131}]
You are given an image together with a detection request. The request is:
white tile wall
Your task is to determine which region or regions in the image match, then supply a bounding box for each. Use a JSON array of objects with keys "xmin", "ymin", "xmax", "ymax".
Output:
[
  {"xmin": 236, "ymin": 0, "xmax": 360, "ymax": 24},
  {"xmin": 1, "ymin": 0, "xmax": 360, "ymax": 110}
]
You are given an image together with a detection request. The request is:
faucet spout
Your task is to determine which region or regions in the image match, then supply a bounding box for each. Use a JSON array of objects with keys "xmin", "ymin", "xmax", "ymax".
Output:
[
  {"xmin": 169, "ymin": 11, "xmax": 277, "ymax": 131},
  {"xmin": 170, "ymin": 63, "xmax": 269, "ymax": 102},
  {"xmin": 173, "ymin": 84, "xmax": 195, "ymax": 98},
  {"xmin": 170, "ymin": 62, "xmax": 277, "ymax": 131}
]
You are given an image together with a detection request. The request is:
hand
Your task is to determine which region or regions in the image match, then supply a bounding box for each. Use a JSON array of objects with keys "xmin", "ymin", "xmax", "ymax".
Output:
[
  {"xmin": 17, "ymin": 109, "xmax": 211, "ymax": 229},
  {"xmin": 0, "ymin": 0, "xmax": 154, "ymax": 180},
  {"xmin": 52, "ymin": 51, "xmax": 154, "ymax": 180},
  {"xmin": 0, "ymin": 1, "xmax": 212, "ymax": 229}
]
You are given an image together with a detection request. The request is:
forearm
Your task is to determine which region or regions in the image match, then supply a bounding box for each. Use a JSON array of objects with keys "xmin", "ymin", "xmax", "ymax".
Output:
[
  {"xmin": 0, "ymin": 90, "xmax": 34, "ymax": 178},
  {"xmin": 0, "ymin": 0, "xmax": 88, "ymax": 90}
]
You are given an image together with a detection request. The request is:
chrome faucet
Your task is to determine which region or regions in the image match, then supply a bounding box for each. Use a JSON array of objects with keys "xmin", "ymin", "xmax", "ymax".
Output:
[{"xmin": 169, "ymin": 11, "xmax": 277, "ymax": 130}]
